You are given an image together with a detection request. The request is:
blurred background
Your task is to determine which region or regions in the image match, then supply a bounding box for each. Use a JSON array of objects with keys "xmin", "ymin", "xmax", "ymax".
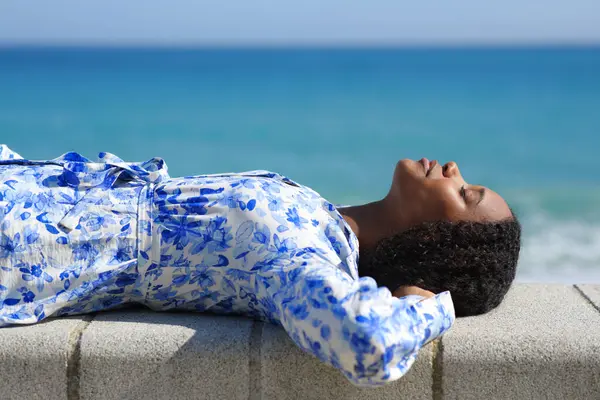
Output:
[{"xmin": 1, "ymin": 1, "xmax": 599, "ymax": 283}]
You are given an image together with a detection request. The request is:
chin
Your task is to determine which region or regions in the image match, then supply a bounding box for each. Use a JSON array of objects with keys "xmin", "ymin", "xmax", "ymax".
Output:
[{"xmin": 395, "ymin": 159, "xmax": 423, "ymax": 179}]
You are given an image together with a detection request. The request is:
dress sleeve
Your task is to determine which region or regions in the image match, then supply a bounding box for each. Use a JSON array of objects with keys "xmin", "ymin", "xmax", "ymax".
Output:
[
  {"xmin": 0, "ymin": 144, "xmax": 24, "ymax": 161},
  {"xmin": 265, "ymin": 261, "xmax": 455, "ymax": 387}
]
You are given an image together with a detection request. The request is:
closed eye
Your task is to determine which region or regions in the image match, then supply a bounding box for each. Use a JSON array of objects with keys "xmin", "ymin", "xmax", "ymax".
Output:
[
  {"xmin": 461, "ymin": 185, "xmax": 485, "ymax": 205},
  {"xmin": 460, "ymin": 185, "xmax": 467, "ymax": 201}
]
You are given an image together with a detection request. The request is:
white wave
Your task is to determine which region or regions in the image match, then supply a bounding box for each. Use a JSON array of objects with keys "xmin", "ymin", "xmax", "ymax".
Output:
[{"xmin": 517, "ymin": 213, "xmax": 600, "ymax": 284}]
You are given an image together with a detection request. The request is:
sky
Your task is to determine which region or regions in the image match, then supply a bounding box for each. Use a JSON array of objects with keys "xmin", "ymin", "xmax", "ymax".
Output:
[{"xmin": 1, "ymin": 0, "xmax": 600, "ymax": 46}]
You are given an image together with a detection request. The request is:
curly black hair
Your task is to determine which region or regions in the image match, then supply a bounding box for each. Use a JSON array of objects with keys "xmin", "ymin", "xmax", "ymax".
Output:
[{"xmin": 358, "ymin": 210, "xmax": 521, "ymax": 317}]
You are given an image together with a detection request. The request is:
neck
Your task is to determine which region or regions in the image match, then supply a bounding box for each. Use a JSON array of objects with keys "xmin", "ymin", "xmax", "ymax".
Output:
[{"xmin": 338, "ymin": 199, "xmax": 396, "ymax": 250}]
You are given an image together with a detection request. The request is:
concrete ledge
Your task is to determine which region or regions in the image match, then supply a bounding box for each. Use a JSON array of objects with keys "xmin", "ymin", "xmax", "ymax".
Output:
[
  {"xmin": 442, "ymin": 284, "xmax": 600, "ymax": 400},
  {"xmin": 0, "ymin": 316, "xmax": 92, "ymax": 400},
  {"xmin": 260, "ymin": 321, "xmax": 434, "ymax": 400},
  {"xmin": 79, "ymin": 311, "xmax": 254, "ymax": 400},
  {"xmin": 1, "ymin": 284, "xmax": 599, "ymax": 400}
]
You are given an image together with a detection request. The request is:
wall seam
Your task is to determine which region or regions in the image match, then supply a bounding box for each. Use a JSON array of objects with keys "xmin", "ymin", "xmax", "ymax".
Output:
[
  {"xmin": 248, "ymin": 320, "xmax": 264, "ymax": 400},
  {"xmin": 573, "ymin": 285, "xmax": 600, "ymax": 314},
  {"xmin": 66, "ymin": 313, "xmax": 96, "ymax": 400},
  {"xmin": 431, "ymin": 339, "xmax": 444, "ymax": 400}
]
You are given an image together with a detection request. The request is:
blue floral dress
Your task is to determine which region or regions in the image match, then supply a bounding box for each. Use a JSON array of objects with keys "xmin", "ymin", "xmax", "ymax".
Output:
[{"xmin": 0, "ymin": 144, "xmax": 454, "ymax": 387}]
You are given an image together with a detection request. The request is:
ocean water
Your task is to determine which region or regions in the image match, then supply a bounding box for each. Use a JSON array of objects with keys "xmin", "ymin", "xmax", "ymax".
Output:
[{"xmin": 1, "ymin": 47, "xmax": 600, "ymax": 283}]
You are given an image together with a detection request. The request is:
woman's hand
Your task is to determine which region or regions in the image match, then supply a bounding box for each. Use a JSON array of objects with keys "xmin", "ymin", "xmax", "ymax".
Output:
[{"xmin": 392, "ymin": 285, "xmax": 436, "ymax": 300}]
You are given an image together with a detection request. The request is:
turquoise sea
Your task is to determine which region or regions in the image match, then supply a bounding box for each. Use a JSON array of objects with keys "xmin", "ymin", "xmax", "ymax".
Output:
[{"xmin": 1, "ymin": 47, "xmax": 600, "ymax": 283}]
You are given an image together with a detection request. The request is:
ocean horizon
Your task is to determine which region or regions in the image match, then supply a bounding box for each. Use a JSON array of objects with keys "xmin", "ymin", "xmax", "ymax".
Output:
[{"xmin": 1, "ymin": 46, "xmax": 599, "ymax": 283}]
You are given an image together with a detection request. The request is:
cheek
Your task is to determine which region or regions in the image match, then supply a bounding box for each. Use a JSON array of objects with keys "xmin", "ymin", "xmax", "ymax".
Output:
[
  {"xmin": 424, "ymin": 185, "xmax": 463, "ymax": 221},
  {"xmin": 397, "ymin": 184, "xmax": 441, "ymax": 223},
  {"xmin": 439, "ymin": 191, "xmax": 466, "ymax": 221}
]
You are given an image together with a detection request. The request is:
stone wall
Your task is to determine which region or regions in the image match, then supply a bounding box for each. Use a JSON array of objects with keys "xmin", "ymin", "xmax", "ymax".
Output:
[{"xmin": 1, "ymin": 284, "xmax": 599, "ymax": 400}]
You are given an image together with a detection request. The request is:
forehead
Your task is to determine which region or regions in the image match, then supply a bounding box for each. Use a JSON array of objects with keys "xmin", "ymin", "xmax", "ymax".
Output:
[{"xmin": 474, "ymin": 188, "xmax": 512, "ymax": 221}]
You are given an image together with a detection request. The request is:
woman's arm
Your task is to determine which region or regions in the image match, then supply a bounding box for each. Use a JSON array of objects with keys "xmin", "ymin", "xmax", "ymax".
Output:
[
  {"xmin": 393, "ymin": 285, "xmax": 436, "ymax": 300},
  {"xmin": 265, "ymin": 261, "xmax": 455, "ymax": 387}
]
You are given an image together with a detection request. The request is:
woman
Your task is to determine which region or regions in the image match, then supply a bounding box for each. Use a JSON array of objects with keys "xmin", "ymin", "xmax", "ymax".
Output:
[{"xmin": 0, "ymin": 144, "xmax": 521, "ymax": 387}]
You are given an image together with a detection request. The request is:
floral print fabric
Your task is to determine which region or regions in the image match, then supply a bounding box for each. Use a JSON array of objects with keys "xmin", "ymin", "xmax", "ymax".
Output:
[{"xmin": 0, "ymin": 144, "xmax": 454, "ymax": 386}]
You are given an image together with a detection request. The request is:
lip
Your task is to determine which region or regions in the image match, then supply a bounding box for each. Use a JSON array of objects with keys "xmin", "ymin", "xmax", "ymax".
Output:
[{"xmin": 427, "ymin": 160, "xmax": 438, "ymax": 176}]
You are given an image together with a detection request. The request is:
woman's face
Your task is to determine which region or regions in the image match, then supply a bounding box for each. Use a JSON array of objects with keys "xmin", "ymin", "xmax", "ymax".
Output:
[{"xmin": 388, "ymin": 158, "xmax": 512, "ymax": 227}]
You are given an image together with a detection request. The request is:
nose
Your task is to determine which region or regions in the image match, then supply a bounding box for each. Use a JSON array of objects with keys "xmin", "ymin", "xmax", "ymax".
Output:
[{"xmin": 443, "ymin": 161, "xmax": 460, "ymax": 178}]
